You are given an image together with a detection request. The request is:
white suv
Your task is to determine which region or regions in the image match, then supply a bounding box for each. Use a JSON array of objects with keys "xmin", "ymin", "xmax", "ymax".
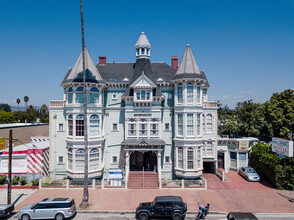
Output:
[{"xmin": 18, "ymin": 197, "xmax": 76, "ymax": 220}]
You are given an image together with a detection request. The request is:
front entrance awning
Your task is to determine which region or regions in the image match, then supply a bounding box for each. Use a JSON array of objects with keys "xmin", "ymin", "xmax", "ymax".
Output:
[{"xmin": 121, "ymin": 138, "xmax": 165, "ymax": 147}]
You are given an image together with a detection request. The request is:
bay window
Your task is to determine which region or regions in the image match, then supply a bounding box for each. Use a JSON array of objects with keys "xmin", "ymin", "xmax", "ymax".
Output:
[
  {"xmin": 76, "ymin": 87, "xmax": 84, "ymax": 103},
  {"xmin": 68, "ymin": 115, "xmax": 73, "ymax": 136},
  {"xmin": 177, "ymin": 114, "xmax": 183, "ymax": 136},
  {"xmin": 187, "ymin": 114, "xmax": 194, "ymax": 136},
  {"xmin": 75, "ymin": 149, "xmax": 85, "ymax": 171},
  {"xmin": 68, "ymin": 88, "xmax": 73, "ymax": 104},
  {"xmin": 89, "ymin": 115, "xmax": 99, "ymax": 136},
  {"xmin": 89, "ymin": 148, "xmax": 99, "ymax": 170},
  {"xmin": 187, "ymin": 147, "xmax": 194, "ymax": 169},
  {"xmin": 187, "ymin": 83, "xmax": 193, "ymax": 103},
  {"xmin": 68, "ymin": 148, "xmax": 73, "ymax": 170},
  {"xmin": 178, "ymin": 147, "xmax": 183, "ymax": 169},
  {"xmin": 89, "ymin": 87, "xmax": 99, "ymax": 104},
  {"xmin": 76, "ymin": 114, "xmax": 84, "ymax": 136},
  {"xmin": 177, "ymin": 84, "xmax": 183, "ymax": 104}
]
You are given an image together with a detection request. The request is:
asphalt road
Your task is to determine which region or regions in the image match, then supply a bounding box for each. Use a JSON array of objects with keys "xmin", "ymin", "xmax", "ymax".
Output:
[{"xmin": 6, "ymin": 212, "xmax": 294, "ymax": 220}]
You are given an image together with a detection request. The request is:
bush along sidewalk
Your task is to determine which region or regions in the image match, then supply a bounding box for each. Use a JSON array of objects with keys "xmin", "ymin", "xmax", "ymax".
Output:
[{"xmin": 251, "ymin": 142, "xmax": 294, "ymax": 190}]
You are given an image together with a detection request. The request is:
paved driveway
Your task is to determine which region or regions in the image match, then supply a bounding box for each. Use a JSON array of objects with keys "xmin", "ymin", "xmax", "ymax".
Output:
[{"xmin": 203, "ymin": 170, "xmax": 274, "ymax": 190}]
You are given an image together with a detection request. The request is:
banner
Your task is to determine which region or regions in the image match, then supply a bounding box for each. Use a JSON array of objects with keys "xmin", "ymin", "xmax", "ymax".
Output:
[{"xmin": 0, "ymin": 138, "xmax": 5, "ymax": 150}]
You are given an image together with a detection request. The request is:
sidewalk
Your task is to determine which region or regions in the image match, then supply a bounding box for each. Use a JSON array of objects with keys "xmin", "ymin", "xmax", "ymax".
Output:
[{"xmin": 15, "ymin": 188, "xmax": 294, "ymax": 213}]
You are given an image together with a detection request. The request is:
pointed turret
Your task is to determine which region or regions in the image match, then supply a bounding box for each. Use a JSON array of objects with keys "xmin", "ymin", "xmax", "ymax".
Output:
[
  {"xmin": 62, "ymin": 47, "xmax": 103, "ymax": 84},
  {"xmin": 135, "ymin": 32, "xmax": 151, "ymax": 59},
  {"xmin": 176, "ymin": 43, "xmax": 201, "ymax": 75}
]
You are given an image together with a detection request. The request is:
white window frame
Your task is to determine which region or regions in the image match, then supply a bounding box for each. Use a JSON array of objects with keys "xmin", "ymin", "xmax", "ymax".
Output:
[
  {"xmin": 89, "ymin": 148, "xmax": 99, "ymax": 170},
  {"xmin": 187, "ymin": 114, "xmax": 194, "ymax": 136},
  {"xmin": 187, "ymin": 83, "xmax": 193, "ymax": 104},
  {"xmin": 207, "ymin": 114, "xmax": 213, "ymax": 133},
  {"xmin": 112, "ymin": 93, "xmax": 117, "ymax": 100},
  {"xmin": 177, "ymin": 84, "xmax": 183, "ymax": 104},
  {"xmin": 139, "ymin": 119, "xmax": 148, "ymax": 137},
  {"xmin": 128, "ymin": 118, "xmax": 137, "ymax": 136},
  {"xmin": 177, "ymin": 114, "xmax": 183, "ymax": 136},
  {"xmin": 178, "ymin": 147, "xmax": 183, "ymax": 169},
  {"xmin": 150, "ymin": 118, "xmax": 159, "ymax": 136},
  {"xmin": 187, "ymin": 147, "xmax": 194, "ymax": 169},
  {"xmin": 89, "ymin": 115, "xmax": 99, "ymax": 137}
]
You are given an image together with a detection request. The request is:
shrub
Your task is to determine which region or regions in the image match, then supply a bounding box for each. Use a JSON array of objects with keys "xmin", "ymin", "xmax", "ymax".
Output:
[
  {"xmin": 12, "ymin": 176, "xmax": 20, "ymax": 185},
  {"xmin": 31, "ymin": 179, "xmax": 39, "ymax": 186},
  {"xmin": 20, "ymin": 177, "xmax": 27, "ymax": 185},
  {"xmin": 0, "ymin": 174, "xmax": 7, "ymax": 184},
  {"xmin": 251, "ymin": 142, "xmax": 294, "ymax": 190}
]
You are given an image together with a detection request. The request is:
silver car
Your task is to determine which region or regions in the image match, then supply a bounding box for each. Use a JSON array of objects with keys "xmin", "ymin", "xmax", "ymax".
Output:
[
  {"xmin": 18, "ymin": 197, "xmax": 76, "ymax": 220},
  {"xmin": 239, "ymin": 167, "xmax": 260, "ymax": 182}
]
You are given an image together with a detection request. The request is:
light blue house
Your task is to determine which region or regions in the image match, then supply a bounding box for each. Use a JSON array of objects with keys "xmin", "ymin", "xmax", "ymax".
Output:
[{"xmin": 49, "ymin": 32, "xmax": 218, "ymax": 187}]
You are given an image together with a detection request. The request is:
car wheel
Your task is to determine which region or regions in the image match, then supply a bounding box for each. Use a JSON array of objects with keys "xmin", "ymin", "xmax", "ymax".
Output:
[
  {"xmin": 55, "ymin": 213, "xmax": 64, "ymax": 220},
  {"xmin": 172, "ymin": 212, "xmax": 182, "ymax": 220},
  {"xmin": 139, "ymin": 212, "xmax": 148, "ymax": 220},
  {"xmin": 21, "ymin": 214, "xmax": 30, "ymax": 220}
]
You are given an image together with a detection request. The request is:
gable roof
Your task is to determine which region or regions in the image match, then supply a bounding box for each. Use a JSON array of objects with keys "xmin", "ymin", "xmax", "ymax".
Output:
[
  {"xmin": 62, "ymin": 47, "xmax": 103, "ymax": 84},
  {"xmin": 130, "ymin": 72, "xmax": 157, "ymax": 88}
]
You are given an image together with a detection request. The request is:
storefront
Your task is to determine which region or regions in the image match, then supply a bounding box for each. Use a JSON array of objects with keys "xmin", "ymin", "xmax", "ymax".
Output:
[{"xmin": 217, "ymin": 137, "xmax": 258, "ymax": 171}]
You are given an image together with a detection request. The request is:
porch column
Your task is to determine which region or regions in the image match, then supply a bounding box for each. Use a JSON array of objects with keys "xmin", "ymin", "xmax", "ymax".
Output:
[
  {"xmin": 157, "ymin": 151, "xmax": 162, "ymax": 189},
  {"xmin": 125, "ymin": 151, "xmax": 130, "ymax": 189}
]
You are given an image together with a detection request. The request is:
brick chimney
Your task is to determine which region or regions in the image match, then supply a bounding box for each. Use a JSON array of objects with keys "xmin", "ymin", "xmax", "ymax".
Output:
[
  {"xmin": 172, "ymin": 56, "xmax": 178, "ymax": 70},
  {"xmin": 99, "ymin": 56, "xmax": 106, "ymax": 65}
]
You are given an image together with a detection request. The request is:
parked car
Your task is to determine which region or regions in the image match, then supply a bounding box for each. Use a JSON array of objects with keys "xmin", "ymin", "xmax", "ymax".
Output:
[
  {"xmin": 226, "ymin": 212, "xmax": 258, "ymax": 220},
  {"xmin": 17, "ymin": 197, "xmax": 76, "ymax": 220},
  {"xmin": 135, "ymin": 196, "xmax": 187, "ymax": 220},
  {"xmin": 238, "ymin": 167, "xmax": 260, "ymax": 182}
]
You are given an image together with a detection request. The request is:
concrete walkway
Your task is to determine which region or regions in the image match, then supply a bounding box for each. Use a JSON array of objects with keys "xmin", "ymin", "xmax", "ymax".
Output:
[
  {"xmin": 0, "ymin": 189, "xmax": 36, "ymax": 206},
  {"xmin": 15, "ymin": 188, "xmax": 294, "ymax": 213}
]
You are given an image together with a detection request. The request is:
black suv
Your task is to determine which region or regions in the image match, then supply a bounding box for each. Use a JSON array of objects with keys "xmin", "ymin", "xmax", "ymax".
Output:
[{"xmin": 135, "ymin": 196, "xmax": 187, "ymax": 220}]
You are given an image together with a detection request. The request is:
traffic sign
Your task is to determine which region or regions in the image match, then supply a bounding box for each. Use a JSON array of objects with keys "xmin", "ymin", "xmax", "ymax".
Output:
[{"xmin": 0, "ymin": 138, "xmax": 5, "ymax": 150}]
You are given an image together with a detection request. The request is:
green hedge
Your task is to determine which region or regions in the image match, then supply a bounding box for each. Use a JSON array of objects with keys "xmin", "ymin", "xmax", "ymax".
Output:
[{"xmin": 251, "ymin": 142, "xmax": 294, "ymax": 190}]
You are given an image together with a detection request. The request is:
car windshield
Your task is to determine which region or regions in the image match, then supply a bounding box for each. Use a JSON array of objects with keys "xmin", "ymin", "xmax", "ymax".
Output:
[
  {"xmin": 152, "ymin": 198, "xmax": 156, "ymax": 206},
  {"xmin": 246, "ymin": 168, "xmax": 256, "ymax": 173},
  {"xmin": 31, "ymin": 203, "xmax": 37, "ymax": 209}
]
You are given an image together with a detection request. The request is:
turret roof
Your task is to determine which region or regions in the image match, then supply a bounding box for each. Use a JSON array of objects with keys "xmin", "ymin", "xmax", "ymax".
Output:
[
  {"xmin": 62, "ymin": 47, "xmax": 103, "ymax": 84},
  {"xmin": 135, "ymin": 32, "xmax": 151, "ymax": 48}
]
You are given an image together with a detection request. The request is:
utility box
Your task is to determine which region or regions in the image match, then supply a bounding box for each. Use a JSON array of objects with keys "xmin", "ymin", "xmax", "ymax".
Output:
[{"xmin": 109, "ymin": 169, "xmax": 122, "ymax": 186}]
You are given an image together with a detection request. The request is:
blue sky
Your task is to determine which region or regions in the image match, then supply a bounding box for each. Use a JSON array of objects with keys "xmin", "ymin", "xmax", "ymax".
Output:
[{"xmin": 1, "ymin": 0, "xmax": 294, "ymax": 108}]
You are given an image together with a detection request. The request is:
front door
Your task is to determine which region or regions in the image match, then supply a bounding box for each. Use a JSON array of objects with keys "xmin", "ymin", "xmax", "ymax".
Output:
[
  {"xmin": 129, "ymin": 151, "xmax": 157, "ymax": 171},
  {"xmin": 217, "ymin": 152, "xmax": 225, "ymax": 169}
]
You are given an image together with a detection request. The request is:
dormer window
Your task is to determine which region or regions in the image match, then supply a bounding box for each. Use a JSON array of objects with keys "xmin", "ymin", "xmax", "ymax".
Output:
[{"xmin": 136, "ymin": 90, "xmax": 151, "ymax": 101}]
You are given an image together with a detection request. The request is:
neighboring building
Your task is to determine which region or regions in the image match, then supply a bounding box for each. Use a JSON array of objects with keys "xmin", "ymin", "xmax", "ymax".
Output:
[
  {"xmin": 49, "ymin": 32, "xmax": 218, "ymax": 183},
  {"xmin": 217, "ymin": 137, "xmax": 259, "ymax": 171},
  {"xmin": 0, "ymin": 123, "xmax": 49, "ymax": 148},
  {"xmin": 0, "ymin": 138, "xmax": 49, "ymax": 181}
]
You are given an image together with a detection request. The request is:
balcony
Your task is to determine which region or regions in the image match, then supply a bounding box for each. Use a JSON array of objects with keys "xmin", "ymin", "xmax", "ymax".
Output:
[
  {"xmin": 203, "ymin": 101, "xmax": 217, "ymax": 108},
  {"xmin": 50, "ymin": 100, "xmax": 65, "ymax": 108}
]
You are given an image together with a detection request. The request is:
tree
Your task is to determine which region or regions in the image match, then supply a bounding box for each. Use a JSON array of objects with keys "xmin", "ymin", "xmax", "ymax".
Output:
[
  {"xmin": 262, "ymin": 89, "xmax": 294, "ymax": 139},
  {"xmin": 24, "ymin": 96, "xmax": 29, "ymax": 110},
  {"xmin": 0, "ymin": 110, "xmax": 16, "ymax": 123},
  {"xmin": 41, "ymin": 104, "xmax": 48, "ymax": 114},
  {"xmin": 80, "ymin": 0, "xmax": 89, "ymax": 208},
  {"xmin": 0, "ymin": 103, "xmax": 11, "ymax": 112},
  {"xmin": 16, "ymin": 98, "xmax": 21, "ymax": 111}
]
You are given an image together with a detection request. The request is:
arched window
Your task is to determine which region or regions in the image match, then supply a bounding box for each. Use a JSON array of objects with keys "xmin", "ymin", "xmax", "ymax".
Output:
[
  {"xmin": 177, "ymin": 83, "xmax": 183, "ymax": 104},
  {"xmin": 89, "ymin": 87, "xmax": 99, "ymax": 104},
  {"xmin": 68, "ymin": 88, "xmax": 73, "ymax": 104},
  {"xmin": 207, "ymin": 114, "xmax": 213, "ymax": 132},
  {"xmin": 75, "ymin": 148, "xmax": 85, "ymax": 171},
  {"xmin": 128, "ymin": 118, "xmax": 136, "ymax": 136},
  {"xmin": 187, "ymin": 83, "xmax": 193, "ymax": 103},
  {"xmin": 207, "ymin": 142, "xmax": 213, "ymax": 156},
  {"xmin": 150, "ymin": 118, "xmax": 159, "ymax": 136},
  {"xmin": 89, "ymin": 115, "xmax": 99, "ymax": 136},
  {"xmin": 187, "ymin": 147, "xmax": 194, "ymax": 169},
  {"xmin": 89, "ymin": 148, "xmax": 99, "ymax": 170},
  {"xmin": 68, "ymin": 115, "xmax": 73, "ymax": 136},
  {"xmin": 68, "ymin": 148, "xmax": 73, "ymax": 170},
  {"xmin": 178, "ymin": 147, "xmax": 183, "ymax": 169},
  {"xmin": 76, "ymin": 87, "xmax": 84, "ymax": 103},
  {"xmin": 76, "ymin": 114, "xmax": 84, "ymax": 136},
  {"xmin": 141, "ymin": 48, "xmax": 145, "ymax": 55},
  {"xmin": 139, "ymin": 119, "xmax": 147, "ymax": 136}
]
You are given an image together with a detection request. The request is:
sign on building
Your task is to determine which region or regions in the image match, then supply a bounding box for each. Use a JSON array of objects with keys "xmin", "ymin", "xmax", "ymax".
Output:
[
  {"xmin": 239, "ymin": 140, "xmax": 249, "ymax": 151},
  {"xmin": 0, "ymin": 138, "xmax": 5, "ymax": 150},
  {"xmin": 272, "ymin": 137, "xmax": 293, "ymax": 157}
]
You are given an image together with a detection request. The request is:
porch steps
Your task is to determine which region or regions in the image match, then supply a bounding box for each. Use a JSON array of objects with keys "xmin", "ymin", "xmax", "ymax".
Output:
[{"xmin": 128, "ymin": 171, "xmax": 158, "ymax": 189}]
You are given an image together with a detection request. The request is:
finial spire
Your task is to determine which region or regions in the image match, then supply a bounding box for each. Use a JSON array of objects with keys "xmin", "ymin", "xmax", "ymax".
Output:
[{"xmin": 135, "ymin": 32, "xmax": 151, "ymax": 59}]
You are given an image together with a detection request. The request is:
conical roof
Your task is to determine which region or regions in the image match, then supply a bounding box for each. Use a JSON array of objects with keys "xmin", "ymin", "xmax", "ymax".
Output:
[
  {"xmin": 135, "ymin": 32, "xmax": 151, "ymax": 48},
  {"xmin": 176, "ymin": 44, "xmax": 201, "ymax": 75},
  {"xmin": 62, "ymin": 47, "xmax": 103, "ymax": 84}
]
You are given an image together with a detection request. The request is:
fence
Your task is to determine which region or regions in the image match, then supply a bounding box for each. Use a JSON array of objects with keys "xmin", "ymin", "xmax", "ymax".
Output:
[
  {"xmin": 39, "ymin": 176, "xmax": 206, "ymax": 189},
  {"xmin": 162, "ymin": 176, "xmax": 206, "ymax": 189}
]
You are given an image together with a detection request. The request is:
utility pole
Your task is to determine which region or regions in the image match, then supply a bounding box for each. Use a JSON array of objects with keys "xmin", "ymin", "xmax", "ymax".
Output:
[
  {"xmin": 7, "ymin": 129, "xmax": 12, "ymax": 204},
  {"xmin": 80, "ymin": 0, "xmax": 89, "ymax": 208}
]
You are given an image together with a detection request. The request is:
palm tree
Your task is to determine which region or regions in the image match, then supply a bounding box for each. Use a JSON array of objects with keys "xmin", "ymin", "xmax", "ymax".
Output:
[
  {"xmin": 24, "ymin": 96, "xmax": 29, "ymax": 110},
  {"xmin": 41, "ymin": 104, "xmax": 48, "ymax": 114},
  {"xmin": 80, "ymin": 0, "xmax": 89, "ymax": 208},
  {"xmin": 16, "ymin": 98, "xmax": 21, "ymax": 111}
]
